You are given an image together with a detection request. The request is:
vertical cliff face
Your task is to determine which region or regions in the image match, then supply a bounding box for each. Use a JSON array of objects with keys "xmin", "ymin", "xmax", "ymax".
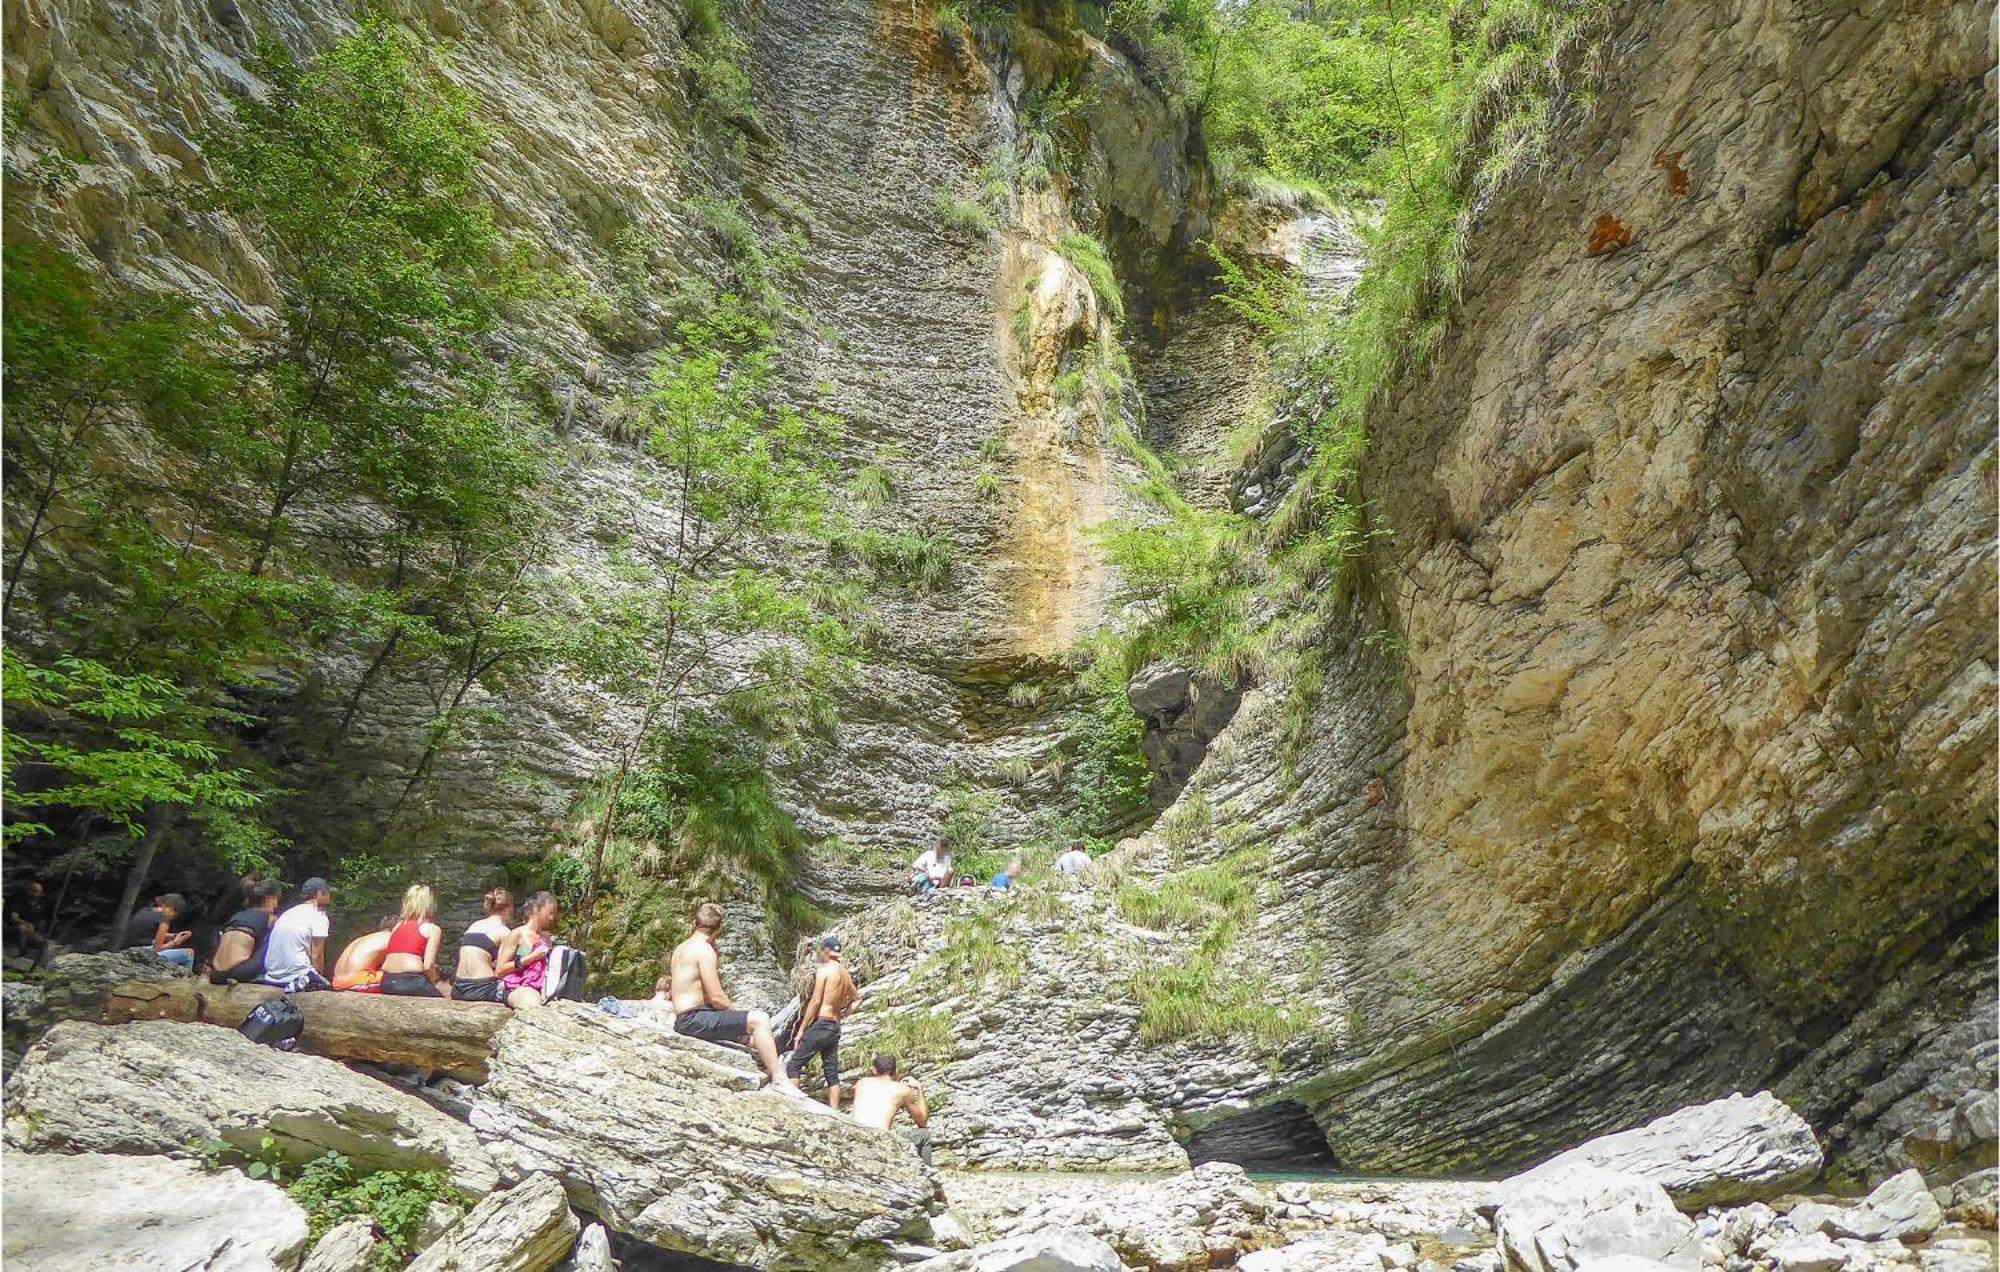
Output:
[
  {"xmin": 6, "ymin": 0, "xmax": 1992, "ymax": 1187},
  {"xmin": 1160, "ymin": 0, "xmax": 1996, "ymax": 1182}
]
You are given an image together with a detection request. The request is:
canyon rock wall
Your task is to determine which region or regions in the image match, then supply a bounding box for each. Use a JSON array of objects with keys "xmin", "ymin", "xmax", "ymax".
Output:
[
  {"xmin": 1173, "ymin": 0, "xmax": 1997, "ymax": 1180},
  {"xmin": 1, "ymin": 0, "xmax": 1227, "ymax": 951}
]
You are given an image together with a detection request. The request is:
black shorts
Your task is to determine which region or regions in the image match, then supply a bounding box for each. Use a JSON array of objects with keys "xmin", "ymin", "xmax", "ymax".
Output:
[
  {"xmin": 785, "ymin": 1019, "xmax": 842, "ymax": 1085},
  {"xmin": 381, "ymin": 971, "xmax": 440, "ymax": 997},
  {"xmin": 453, "ymin": 977, "xmax": 504, "ymax": 1004},
  {"xmin": 674, "ymin": 1007, "xmax": 752, "ymax": 1044}
]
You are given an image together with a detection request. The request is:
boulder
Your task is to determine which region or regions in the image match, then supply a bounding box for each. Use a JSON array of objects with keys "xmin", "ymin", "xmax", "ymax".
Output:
[
  {"xmin": 1, "ymin": 1147, "xmax": 309, "ymax": 1270},
  {"xmin": 1493, "ymin": 1166, "xmax": 1700, "ymax": 1272},
  {"xmin": 1936, "ymin": 1167, "xmax": 1997, "ymax": 1228},
  {"xmin": 1239, "ymin": 1232, "xmax": 1390, "ymax": 1272},
  {"xmin": 1569, "ymin": 1260, "xmax": 1686, "ymax": 1272},
  {"xmin": 1766, "ymin": 1232, "xmax": 1847, "ymax": 1272},
  {"xmin": 408, "ymin": 1173, "xmax": 580, "ymax": 1272},
  {"xmin": 558, "ymin": 1222, "xmax": 614, "ymax": 1272},
  {"xmin": 1839, "ymin": 1170, "xmax": 1943, "ymax": 1242},
  {"xmin": 992, "ymin": 1162, "xmax": 1281, "ymax": 1271},
  {"xmin": 466, "ymin": 1003, "xmax": 940, "ymax": 1270},
  {"xmin": 908, "ymin": 1228, "xmax": 1128, "ymax": 1272},
  {"xmin": 303, "ymin": 1218, "xmax": 383, "ymax": 1272},
  {"xmin": 4, "ymin": 1019, "xmax": 497, "ymax": 1197},
  {"xmin": 0, "ymin": 948, "xmax": 184, "ymax": 1071},
  {"xmin": 1515, "ymin": 1093, "xmax": 1823, "ymax": 1211}
]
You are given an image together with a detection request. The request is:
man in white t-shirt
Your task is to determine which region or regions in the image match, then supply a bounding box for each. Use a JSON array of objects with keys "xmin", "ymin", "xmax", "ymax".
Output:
[
  {"xmin": 261, "ymin": 877, "xmax": 333, "ymax": 992},
  {"xmin": 1056, "ymin": 844, "xmax": 1092, "ymax": 876}
]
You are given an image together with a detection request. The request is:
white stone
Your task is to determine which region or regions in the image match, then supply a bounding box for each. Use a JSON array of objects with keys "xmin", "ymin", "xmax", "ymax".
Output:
[
  {"xmin": 1495, "ymin": 1165, "xmax": 1701, "ymax": 1272},
  {"xmin": 1516, "ymin": 1094, "xmax": 1823, "ymax": 1211},
  {"xmin": 1840, "ymin": 1171, "xmax": 1944, "ymax": 1242},
  {"xmin": 303, "ymin": 1218, "xmax": 382, "ymax": 1272},
  {"xmin": 1242, "ymin": 1231, "xmax": 1392, "ymax": 1272},
  {"xmin": 558, "ymin": 1223, "xmax": 613, "ymax": 1272},
  {"xmin": 1, "ymin": 1148, "xmax": 309, "ymax": 1271},
  {"xmin": 407, "ymin": 1173, "xmax": 579, "ymax": 1272},
  {"xmin": 1767, "ymin": 1232, "xmax": 1848, "ymax": 1272},
  {"xmin": 4, "ymin": 1019, "xmax": 497, "ymax": 1197},
  {"xmin": 1382, "ymin": 1242, "xmax": 1421, "ymax": 1268},
  {"xmin": 909, "ymin": 1228, "xmax": 1127, "ymax": 1272}
]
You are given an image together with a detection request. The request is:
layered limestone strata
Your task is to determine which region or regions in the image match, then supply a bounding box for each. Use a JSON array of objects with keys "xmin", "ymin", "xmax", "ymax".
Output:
[
  {"xmin": 1162, "ymin": 0, "xmax": 1998, "ymax": 1177},
  {"xmin": 0, "ymin": 0, "xmax": 1246, "ymax": 940}
]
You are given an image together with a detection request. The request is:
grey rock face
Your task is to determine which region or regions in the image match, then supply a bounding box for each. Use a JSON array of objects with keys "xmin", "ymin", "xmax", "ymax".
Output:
[
  {"xmin": 1511, "ymin": 1092, "xmax": 1822, "ymax": 1211},
  {"xmin": 1116, "ymin": 0, "xmax": 1997, "ymax": 1181},
  {"xmin": 465, "ymin": 1004, "xmax": 940, "ymax": 1270},
  {"xmin": 1, "ymin": 1147, "xmax": 310, "ymax": 1271},
  {"xmin": 0, "ymin": 948, "xmax": 186, "ymax": 1071},
  {"xmin": 1493, "ymin": 1166, "xmax": 1700, "ymax": 1272},
  {"xmin": 302, "ymin": 1218, "xmax": 382, "ymax": 1272},
  {"xmin": 3, "ymin": 1019, "xmax": 497, "ymax": 1197},
  {"xmin": 909, "ymin": 1228, "xmax": 1128, "ymax": 1272},
  {"xmin": 407, "ymin": 1173, "xmax": 579, "ymax": 1272},
  {"xmin": 827, "ymin": 888, "xmax": 1274, "ymax": 1170}
]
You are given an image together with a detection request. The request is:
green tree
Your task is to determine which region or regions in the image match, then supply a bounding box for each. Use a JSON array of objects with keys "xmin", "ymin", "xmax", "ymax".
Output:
[{"xmin": 564, "ymin": 296, "xmax": 856, "ymax": 923}]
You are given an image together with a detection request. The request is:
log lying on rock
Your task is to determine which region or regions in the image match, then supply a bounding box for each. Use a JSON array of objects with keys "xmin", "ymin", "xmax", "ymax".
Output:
[{"xmin": 100, "ymin": 978, "xmax": 511, "ymax": 1082}]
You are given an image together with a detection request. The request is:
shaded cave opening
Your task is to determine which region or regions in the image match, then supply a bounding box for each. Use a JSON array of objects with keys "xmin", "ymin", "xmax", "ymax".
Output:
[{"xmin": 1183, "ymin": 1099, "xmax": 1343, "ymax": 1172}]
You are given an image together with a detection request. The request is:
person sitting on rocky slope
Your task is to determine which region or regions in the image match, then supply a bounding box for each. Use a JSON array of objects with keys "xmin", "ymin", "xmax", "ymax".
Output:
[
  {"xmin": 451, "ymin": 887, "xmax": 514, "ymax": 1004},
  {"xmin": 261, "ymin": 878, "xmax": 333, "ymax": 992},
  {"xmin": 785, "ymin": 934, "xmax": 860, "ymax": 1109},
  {"xmin": 497, "ymin": 891, "xmax": 559, "ymax": 1009},
  {"xmin": 988, "ymin": 859, "xmax": 1023, "ymax": 891},
  {"xmin": 850, "ymin": 1053, "xmax": 931, "ymax": 1167},
  {"xmin": 124, "ymin": 893, "xmax": 195, "ymax": 971},
  {"xmin": 909, "ymin": 836, "xmax": 953, "ymax": 893},
  {"xmin": 380, "ymin": 884, "xmax": 451, "ymax": 998},
  {"xmin": 1055, "ymin": 843, "xmax": 1092, "ymax": 876},
  {"xmin": 668, "ymin": 901, "xmax": 802, "ymax": 1096},
  {"xmin": 210, "ymin": 879, "xmax": 282, "ymax": 983}
]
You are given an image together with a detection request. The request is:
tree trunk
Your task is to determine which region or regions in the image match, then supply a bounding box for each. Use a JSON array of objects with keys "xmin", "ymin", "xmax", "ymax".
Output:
[
  {"xmin": 107, "ymin": 813, "xmax": 171, "ymax": 949},
  {"xmin": 99, "ymin": 978, "xmax": 511, "ymax": 1081}
]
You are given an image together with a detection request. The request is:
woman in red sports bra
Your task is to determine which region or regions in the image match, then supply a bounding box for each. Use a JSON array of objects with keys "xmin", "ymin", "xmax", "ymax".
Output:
[{"xmin": 380, "ymin": 884, "xmax": 449, "ymax": 998}]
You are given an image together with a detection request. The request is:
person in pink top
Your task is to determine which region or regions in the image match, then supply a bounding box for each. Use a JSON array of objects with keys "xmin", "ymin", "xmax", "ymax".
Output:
[{"xmin": 496, "ymin": 891, "xmax": 558, "ymax": 1009}]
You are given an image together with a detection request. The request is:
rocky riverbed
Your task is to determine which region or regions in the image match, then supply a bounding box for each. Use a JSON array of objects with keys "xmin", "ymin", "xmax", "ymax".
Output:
[{"xmin": 1, "ymin": 952, "xmax": 1994, "ymax": 1271}]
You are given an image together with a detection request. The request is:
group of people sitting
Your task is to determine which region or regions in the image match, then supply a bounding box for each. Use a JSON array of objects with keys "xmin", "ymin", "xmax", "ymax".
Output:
[
  {"xmin": 908, "ymin": 837, "xmax": 1094, "ymax": 894},
  {"xmin": 135, "ymin": 878, "xmax": 574, "ymax": 1008}
]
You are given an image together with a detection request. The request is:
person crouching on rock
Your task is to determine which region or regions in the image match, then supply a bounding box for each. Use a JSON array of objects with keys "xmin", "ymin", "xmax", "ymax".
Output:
[
  {"xmin": 451, "ymin": 887, "xmax": 513, "ymax": 1004},
  {"xmin": 850, "ymin": 1053, "xmax": 932, "ymax": 1167},
  {"xmin": 330, "ymin": 916, "xmax": 396, "ymax": 990},
  {"xmin": 380, "ymin": 884, "xmax": 451, "ymax": 998},
  {"xmin": 668, "ymin": 901, "xmax": 803, "ymax": 1096},
  {"xmin": 786, "ymin": 934, "xmax": 860, "ymax": 1109},
  {"xmin": 261, "ymin": 877, "xmax": 333, "ymax": 992},
  {"xmin": 497, "ymin": 891, "xmax": 558, "ymax": 1009},
  {"xmin": 210, "ymin": 879, "xmax": 282, "ymax": 983}
]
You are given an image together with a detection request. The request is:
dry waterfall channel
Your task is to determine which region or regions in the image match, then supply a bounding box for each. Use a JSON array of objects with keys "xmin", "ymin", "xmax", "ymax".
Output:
[{"xmin": 0, "ymin": 0, "xmax": 1995, "ymax": 1270}]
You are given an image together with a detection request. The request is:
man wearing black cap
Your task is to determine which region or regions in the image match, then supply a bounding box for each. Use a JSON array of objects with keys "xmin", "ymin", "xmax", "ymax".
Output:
[
  {"xmin": 261, "ymin": 877, "xmax": 333, "ymax": 992},
  {"xmin": 786, "ymin": 933, "xmax": 860, "ymax": 1109}
]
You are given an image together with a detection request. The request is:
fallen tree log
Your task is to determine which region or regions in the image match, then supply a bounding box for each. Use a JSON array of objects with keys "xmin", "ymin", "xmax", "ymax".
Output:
[{"xmin": 100, "ymin": 978, "xmax": 511, "ymax": 1082}]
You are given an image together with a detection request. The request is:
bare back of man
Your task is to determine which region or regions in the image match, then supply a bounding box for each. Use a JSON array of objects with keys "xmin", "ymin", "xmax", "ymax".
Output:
[
  {"xmin": 850, "ymin": 1055, "xmax": 931, "ymax": 1166},
  {"xmin": 667, "ymin": 903, "xmax": 802, "ymax": 1095}
]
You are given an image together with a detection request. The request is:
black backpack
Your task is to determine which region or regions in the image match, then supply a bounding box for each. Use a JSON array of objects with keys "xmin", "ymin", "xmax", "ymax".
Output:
[
  {"xmin": 544, "ymin": 945, "xmax": 588, "ymax": 1002},
  {"xmin": 238, "ymin": 995, "xmax": 304, "ymax": 1051}
]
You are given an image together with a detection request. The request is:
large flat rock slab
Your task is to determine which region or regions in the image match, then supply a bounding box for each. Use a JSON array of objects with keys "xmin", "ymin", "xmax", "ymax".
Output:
[
  {"xmin": 4, "ymin": 1018, "xmax": 497, "ymax": 1197},
  {"xmin": 2, "ymin": 1147, "xmax": 310, "ymax": 1270},
  {"xmin": 1509, "ymin": 1092, "xmax": 1822, "ymax": 1210},
  {"xmin": 468, "ymin": 1003, "xmax": 941, "ymax": 1270}
]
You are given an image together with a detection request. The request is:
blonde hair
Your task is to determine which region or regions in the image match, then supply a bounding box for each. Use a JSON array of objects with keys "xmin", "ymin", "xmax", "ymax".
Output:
[{"xmin": 400, "ymin": 884, "xmax": 437, "ymax": 923}]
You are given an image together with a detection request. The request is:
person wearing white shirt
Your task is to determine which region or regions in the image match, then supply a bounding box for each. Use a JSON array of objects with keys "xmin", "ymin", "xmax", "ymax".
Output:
[
  {"xmin": 1055, "ymin": 844, "xmax": 1092, "ymax": 876},
  {"xmin": 261, "ymin": 877, "xmax": 333, "ymax": 992},
  {"xmin": 909, "ymin": 837, "xmax": 953, "ymax": 893}
]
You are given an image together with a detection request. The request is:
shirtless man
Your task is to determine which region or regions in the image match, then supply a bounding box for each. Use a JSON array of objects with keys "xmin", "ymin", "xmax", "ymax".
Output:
[
  {"xmin": 668, "ymin": 901, "xmax": 800, "ymax": 1094},
  {"xmin": 850, "ymin": 1054, "xmax": 931, "ymax": 1167},
  {"xmin": 786, "ymin": 935, "xmax": 860, "ymax": 1108}
]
